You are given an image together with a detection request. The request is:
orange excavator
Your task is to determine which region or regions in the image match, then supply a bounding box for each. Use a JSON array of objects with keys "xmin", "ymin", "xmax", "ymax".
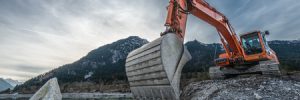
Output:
[{"xmin": 125, "ymin": 0, "xmax": 280, "ymax": 99}]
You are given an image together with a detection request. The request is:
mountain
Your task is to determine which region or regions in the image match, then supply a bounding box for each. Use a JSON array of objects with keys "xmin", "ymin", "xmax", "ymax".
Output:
[
  {"xmin": 182, "ymin": 40, "xmax": 223, "ymax": 73},
  {"xmin": 13, "ymin": 36, "xmax": 148, "ymax": 93},
  {"xmin": 4, "ymin": 79, "xmax": 22, "ymax": 87},
  {"xmin": 268, "ymin": 40, "xmax": 300, "ymax": 71},
  {"xmin": 0, "ymin": 78, "xmax": 13, "ymax": 92},
  {"xmin": 12, "ymin": 37, "xmax": 300, "ymax": 94}
]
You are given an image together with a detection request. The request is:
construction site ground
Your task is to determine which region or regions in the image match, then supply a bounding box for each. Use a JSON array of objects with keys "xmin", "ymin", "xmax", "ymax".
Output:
[{"xmin": 181, "ymin": 72, "xmax": 300, "ymax": 100}]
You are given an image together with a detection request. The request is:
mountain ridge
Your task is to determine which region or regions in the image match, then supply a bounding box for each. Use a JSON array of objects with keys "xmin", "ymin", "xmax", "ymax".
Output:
[{"xmin": 0, "ymin": 78, "xmax": 13, "ymax": 92}]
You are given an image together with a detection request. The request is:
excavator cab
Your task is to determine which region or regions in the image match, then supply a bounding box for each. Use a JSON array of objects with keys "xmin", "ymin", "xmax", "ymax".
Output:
[
  {"xmin": 240, "ymin": 31, "xmax": 277, "ymax": 62},
  {"xmin": 241, "ymin": 31, "xmax": 264, "ymax": 55}
]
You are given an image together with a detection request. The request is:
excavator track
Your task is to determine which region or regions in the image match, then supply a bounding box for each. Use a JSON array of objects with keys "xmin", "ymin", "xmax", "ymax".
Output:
[
  {"xmin": 125, "ymin": 33, "xmax": 191, "ymax": 100},
  {"xmin": 209, "ymin": 60, "xmax": 281, "ymax": 79}
]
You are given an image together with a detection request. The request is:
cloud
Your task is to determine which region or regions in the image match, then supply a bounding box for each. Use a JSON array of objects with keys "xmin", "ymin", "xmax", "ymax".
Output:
[
  {"xmin": 0, "ymin": 0, "xmax": 299, "ymax": 81},
  {"xmin": 206, "ymin": 0, "xmax": 300, "ymax": 40}
]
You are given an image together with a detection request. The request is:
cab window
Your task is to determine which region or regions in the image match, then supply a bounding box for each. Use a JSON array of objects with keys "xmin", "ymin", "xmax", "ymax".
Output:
[{"xmin": 241, "ymin": 33, "xmax": 263, "ymax": 55}]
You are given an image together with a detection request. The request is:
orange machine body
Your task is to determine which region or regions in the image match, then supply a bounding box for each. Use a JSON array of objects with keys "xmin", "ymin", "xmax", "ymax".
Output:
[{"xmin": 163, "ymin": 0, "xmax": 279, "ymax": 67}]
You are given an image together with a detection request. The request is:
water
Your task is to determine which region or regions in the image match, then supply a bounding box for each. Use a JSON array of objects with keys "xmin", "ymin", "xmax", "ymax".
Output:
[
  {"xmin": 0, "ymin": 93, "xmax": 133, "ymax": 100},
  {"xmin": 0, "ymin": 97, "xmax": 133, "ymax": 100}
]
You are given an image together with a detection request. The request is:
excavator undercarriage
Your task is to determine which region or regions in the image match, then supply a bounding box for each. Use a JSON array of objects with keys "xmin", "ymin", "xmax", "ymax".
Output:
[{"xmin": 209, "ymin": 60, "xmax": 281, "ymax": 79}]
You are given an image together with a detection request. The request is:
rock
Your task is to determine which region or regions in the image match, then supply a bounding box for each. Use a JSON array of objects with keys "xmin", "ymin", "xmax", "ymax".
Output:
[
  {"xmin": 284, "ymin": 87, "xmax": 291, "ymax": 91},
  {"xmin": 30, "ymin": 78, "xmax": 62, "ymax": 100},
  {"xmin": 295, "ymin": 84, "xmax": 300, "ymax": 87},
  {"xmin": 245, "ymin": 88, "xmax": 251, "ymax": 90},
  {"xmin": 254, "ymin": 92, "xmax": 262, "ymax": 99}
]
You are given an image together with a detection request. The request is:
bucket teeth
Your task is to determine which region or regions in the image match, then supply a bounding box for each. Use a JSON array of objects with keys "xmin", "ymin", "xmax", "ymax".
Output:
[{"xmin": 126, "ymin": 33, "xmax": 191, "ymax": 100}]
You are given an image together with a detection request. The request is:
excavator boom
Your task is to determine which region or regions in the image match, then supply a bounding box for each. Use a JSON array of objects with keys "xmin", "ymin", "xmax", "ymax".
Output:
[{"xmin": 164, "ymin": 0, "xmax": 243, "ymax": 58}]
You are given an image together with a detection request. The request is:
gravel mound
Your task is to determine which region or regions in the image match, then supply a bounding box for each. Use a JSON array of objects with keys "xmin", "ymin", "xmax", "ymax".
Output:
[{"xmin": 182, "ymin": 76, "xmax": 300, "ymax": 100}]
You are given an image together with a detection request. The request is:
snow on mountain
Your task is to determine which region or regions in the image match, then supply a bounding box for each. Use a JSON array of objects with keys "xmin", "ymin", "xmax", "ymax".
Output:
[
  {"xmin": 4, "ymin": 78, "xmax": 22, "ymax": 87},
  {"xmin": 0, "ymin": 78, "xmax": 13, "ymax": 92},
  {"xmin": 269, "ymin": 40, "xmax": 300, "ymax": 45},
  {"xmin": 110, "ymin": 49, "xmax": 122, "ymax": 63},
  {"xmin": 109, "ymin": 36, "xmax": 148, "ymax": 63},
  {"xmin": 84, "ymin": 72, "xmax": 94, "ymax": 79}
]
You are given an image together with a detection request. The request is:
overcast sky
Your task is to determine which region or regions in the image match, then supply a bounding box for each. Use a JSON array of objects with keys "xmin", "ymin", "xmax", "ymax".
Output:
[{"xmin": 0, "ymin": 0, "xmax": 299, "ymax": 81}]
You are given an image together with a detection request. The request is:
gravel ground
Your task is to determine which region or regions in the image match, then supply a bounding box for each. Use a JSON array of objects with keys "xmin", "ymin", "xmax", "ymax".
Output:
[{"xmin": 181, "ymin": 75, "xmax": 300, "ymax": 100}]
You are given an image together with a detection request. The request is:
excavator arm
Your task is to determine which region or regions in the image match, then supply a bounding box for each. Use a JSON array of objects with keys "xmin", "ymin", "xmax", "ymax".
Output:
[{"xmin": 164, "ymin": 0, "xmax": 243, "ymax": 58}]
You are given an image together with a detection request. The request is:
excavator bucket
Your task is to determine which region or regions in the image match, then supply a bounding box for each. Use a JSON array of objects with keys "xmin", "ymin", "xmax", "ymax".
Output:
[{"xmin": 125, "ymin": 33, "xmax": 191, "ymax": 100}]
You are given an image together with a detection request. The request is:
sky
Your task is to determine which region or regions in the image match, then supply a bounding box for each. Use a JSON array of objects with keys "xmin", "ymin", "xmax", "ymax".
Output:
[{"xmin": 0, "ymin": 0, "xmax": 299, "ymax": 81}]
